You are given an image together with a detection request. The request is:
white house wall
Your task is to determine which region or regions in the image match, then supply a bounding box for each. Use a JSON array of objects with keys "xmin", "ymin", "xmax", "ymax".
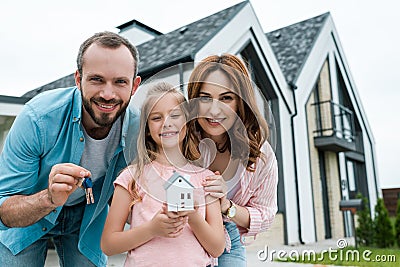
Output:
[
  {"xmin": 290, "ymin": 13, "xmax": 379, "ymax": 243},
  {"xmin": 119, "ymin": 27, "xmax": 157, "ymax": 46},
  {"xmin": 363, "ymin": 135, "xmax": 379, "ymax": 211},
  {"xmin": 291, "ymin": 105, "xmax": 316, "ymax": 243},
  {"xmin": 278, "ymin": 104, "xmax": 300, "ymax": 245},
  {"xmin": 329, "ymin": 18, "xmax": 375, "ymax": 144},
  {"xmin": 329, "ymin": 20, "xmax": 380, "ymax": 209},
  {"xmin": 288, "ymin": 17, "xmax": 348, "ymax": 243},
  {"xmin": 0, "ymin": 102, "xmax": 24, "ymax": 116},
  {"xmin": 0, "ymin": 101, "xmax": 25, "ymax": 151},
  {"xmin": 287, "ymin": 27, "xmax": 334, "ymax": 245}
]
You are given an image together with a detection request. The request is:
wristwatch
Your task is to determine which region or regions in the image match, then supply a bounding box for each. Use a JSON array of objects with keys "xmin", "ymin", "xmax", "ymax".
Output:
[{"xmin": 225, "ymin": 200, "xmax": 237, "ymax": 219}]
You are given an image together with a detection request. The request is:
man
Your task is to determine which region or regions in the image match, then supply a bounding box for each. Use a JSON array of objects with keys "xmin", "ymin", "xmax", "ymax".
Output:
[{"xmin": 0, "ymin": 31, "xmax": 141, "ymax": 266}]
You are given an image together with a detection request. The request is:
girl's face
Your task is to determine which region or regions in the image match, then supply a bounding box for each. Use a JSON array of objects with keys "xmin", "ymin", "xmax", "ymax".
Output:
[
  {"xmin": 147, "ymin": 93, "xmax": 187, "ymax": 151},
  {"xmin": 197, "ymin": 70, "xmax": 238, "ymax": 138}
]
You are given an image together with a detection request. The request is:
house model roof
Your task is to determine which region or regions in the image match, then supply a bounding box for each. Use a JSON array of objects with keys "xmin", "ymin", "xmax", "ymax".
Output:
[{"xmin": 163, "ymin": 171, "xmax": 194, "ymax": 190}]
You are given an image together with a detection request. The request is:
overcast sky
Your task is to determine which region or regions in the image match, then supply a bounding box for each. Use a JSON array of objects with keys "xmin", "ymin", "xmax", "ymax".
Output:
[{"xmin": 0, "ymin": 0, "xmax": 398, "ymax": 188}]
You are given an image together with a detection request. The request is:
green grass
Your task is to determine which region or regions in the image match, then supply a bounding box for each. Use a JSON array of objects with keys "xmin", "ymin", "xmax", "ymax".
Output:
[{"xmin": 279, "ymin": 246, "xmax": 399, "ymax": 267}]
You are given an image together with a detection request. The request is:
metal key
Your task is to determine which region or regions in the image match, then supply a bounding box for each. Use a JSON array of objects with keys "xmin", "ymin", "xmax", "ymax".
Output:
[{"xmin": 80, "ymin": 177, "xmax": 94, "ymax": 204}]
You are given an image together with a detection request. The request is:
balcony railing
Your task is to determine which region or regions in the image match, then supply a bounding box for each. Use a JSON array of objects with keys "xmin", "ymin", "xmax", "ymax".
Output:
[{"xmin": 312, "ymin": 100, "xmax": 356, "ymax": 152}]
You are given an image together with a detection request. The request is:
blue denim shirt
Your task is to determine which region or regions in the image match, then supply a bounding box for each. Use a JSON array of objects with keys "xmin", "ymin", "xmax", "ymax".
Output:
[{"xmin": 0, "ymin": 87, "xmax": 139, "ymax": 266}]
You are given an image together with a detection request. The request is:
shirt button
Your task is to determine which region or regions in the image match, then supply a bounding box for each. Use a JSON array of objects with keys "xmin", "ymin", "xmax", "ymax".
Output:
[
  {"xmin": 79, "ymin": 137, "xmax": 84, "ymax": 142},
  {"xmin": 42, "ymin": 227, "xmax": 47, "ymax": 231}
]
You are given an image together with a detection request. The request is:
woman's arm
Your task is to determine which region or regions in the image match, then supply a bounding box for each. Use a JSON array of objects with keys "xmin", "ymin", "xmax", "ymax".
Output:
[
  {"xmin": 237, "ymin": 147, "xmax": 278, "ymax": 237},
  {"xmin": 203, "ymin": 144, "xmax": 278, "ymax": 236},
  {"xmin": 204, "ymin": 174, "xmax": 251, "ymax": 229},
  {"xmin": 101, "ymin": 185, "xmax": 186, "ymax": 256}
]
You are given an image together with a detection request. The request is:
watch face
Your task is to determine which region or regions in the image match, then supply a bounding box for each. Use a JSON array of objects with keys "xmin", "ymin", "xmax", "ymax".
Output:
[{"xmin": 228, "ymin": 205, "xmax": 237, "ymax": 218}]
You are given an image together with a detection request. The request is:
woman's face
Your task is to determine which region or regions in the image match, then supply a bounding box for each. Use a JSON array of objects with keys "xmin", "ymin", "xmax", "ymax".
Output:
[
  {"xmin": 197, "ymin": 70, "xmax": 238, "ymax": 138},
  {"xmin": 147, "ymin": 93, "xmax": 187, "ymax": 151}
]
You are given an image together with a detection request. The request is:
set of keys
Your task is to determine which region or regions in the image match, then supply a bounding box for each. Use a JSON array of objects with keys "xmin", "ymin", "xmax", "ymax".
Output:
[{"xmin": 77, "ymin": 177, "xmax": 95, "ymax": 204}]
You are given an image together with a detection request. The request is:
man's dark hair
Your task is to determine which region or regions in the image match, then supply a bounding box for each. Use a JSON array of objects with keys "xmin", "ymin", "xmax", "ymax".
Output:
[{"xmin": 76, "ymin": 31, "xmax": 139, "ymax": 77}]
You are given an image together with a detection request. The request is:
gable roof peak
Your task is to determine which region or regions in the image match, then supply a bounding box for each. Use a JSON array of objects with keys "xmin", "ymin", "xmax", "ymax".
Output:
[{"xmin": 266, "ymin": 12, "xmax": 330, "ymax": 84}]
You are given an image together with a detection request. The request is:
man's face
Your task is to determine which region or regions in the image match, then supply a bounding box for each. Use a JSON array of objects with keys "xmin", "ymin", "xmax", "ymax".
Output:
[{"xmin": 76, "ymin": 43, "xmax": 140, "ymax": 128}]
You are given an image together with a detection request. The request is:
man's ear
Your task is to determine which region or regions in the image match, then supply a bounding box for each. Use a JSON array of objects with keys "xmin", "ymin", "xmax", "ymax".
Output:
[
  {"xmin": 131, "ymin": 76, "xmax": 141, "ymax": 96},
  {"xmin": 74, "ymin": 70, "xmax": 81, "ymax": 90}
]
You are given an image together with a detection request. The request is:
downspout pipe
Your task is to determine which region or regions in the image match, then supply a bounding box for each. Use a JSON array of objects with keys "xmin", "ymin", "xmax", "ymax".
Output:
[
  {"xmin": 179, "ymin": 63, "xmax": 184, "ymax": 92},
  {"xmin": 289, "ymin": 81, "xmax": 305, "ymax": 244}
]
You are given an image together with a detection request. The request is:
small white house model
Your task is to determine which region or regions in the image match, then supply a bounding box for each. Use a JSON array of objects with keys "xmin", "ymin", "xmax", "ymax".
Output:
[{"xmin": 164, "ymin": 171, "xmax": 194, "ymax": 212}]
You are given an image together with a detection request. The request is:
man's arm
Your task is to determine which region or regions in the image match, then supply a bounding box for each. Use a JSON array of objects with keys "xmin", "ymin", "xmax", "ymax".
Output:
[
  {"xmin": 0, "ymin": 163, "xmax": 91, "ymax": 228},
  {"xmin": 0, "ymin": 190, "xmax": 56, "ymax": 227}
]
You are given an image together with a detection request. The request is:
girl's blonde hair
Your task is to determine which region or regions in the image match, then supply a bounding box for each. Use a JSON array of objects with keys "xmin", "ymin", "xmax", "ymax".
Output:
[{"xmin": 128, "ymin": 81, "xmax": 199, "ymax": 207}]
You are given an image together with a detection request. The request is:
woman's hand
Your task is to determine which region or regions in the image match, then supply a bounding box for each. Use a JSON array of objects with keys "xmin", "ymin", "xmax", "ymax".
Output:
[
  {"xmin": 202, "ymin": 171, "xmax": 230, "ymax": 213},
  {"xmin": 202, "ymin": 171, "xmax": 227, "ymax": 198}
]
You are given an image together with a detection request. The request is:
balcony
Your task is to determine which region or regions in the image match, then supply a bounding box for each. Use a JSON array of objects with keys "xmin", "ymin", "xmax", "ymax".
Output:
[{"xmin": 312, "ymin": 100, "xmax": 356, "ymax": 152}]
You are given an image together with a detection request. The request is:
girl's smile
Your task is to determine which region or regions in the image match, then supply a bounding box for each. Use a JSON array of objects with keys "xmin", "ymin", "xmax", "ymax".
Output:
[{"xmin": 159, "ymin": 130, "xmax": 180, "ymax": 137}]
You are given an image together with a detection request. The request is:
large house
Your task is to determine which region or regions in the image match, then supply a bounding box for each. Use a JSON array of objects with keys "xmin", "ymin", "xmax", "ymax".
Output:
[{"xmin": 0, "ymin": 1, "xmax": 380, "ymax": 245}]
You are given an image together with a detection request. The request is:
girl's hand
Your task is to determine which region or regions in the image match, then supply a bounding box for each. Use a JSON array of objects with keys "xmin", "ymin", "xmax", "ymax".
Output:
[
  {"xmin": 150, "ymin": 208, "xmax": 186, "ymax": 238},
  {"xmin": 163, "ymin": 202, "xmax": 200, "ymax": 223}
]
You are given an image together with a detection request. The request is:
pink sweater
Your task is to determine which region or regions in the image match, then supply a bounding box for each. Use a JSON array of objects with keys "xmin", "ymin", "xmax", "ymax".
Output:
[{"xmin": 114, "ymin": 161, "xmax": 214, "ymax": 267}]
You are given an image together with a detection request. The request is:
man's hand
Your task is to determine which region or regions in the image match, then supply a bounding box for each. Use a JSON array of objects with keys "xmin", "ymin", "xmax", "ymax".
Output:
[
  {"xmin": 0, "ymin": 163, "xmax": 91, "ymax": 228},
  {"xmin": 48, "ymin": 163, "xmax": 91, "ymax": 206}
]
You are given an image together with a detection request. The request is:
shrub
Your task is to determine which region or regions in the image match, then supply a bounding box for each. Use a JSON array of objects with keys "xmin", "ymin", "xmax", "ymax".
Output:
[
  {"xmin": 395, "ymin": 199, "xmax": 400, "ymax": 247},
  {"xmin": 355, "ymin": 194, "xmax": 374, "ymax": 246},
  {"xmin": 373, "ymin": 198, "xmax": 394, "ymax": 248}
]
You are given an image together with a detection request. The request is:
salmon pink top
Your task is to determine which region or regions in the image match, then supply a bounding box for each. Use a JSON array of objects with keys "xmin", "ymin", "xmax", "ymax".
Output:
[{"xmin": 114, "ymin": 161, "xmax": 214, "ymax": 267}]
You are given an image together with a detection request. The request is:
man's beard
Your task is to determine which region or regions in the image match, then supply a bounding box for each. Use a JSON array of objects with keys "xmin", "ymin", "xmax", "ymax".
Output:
[{"xmin": 81, "ymin": 91, "xmax": 129, "ymax": 128}]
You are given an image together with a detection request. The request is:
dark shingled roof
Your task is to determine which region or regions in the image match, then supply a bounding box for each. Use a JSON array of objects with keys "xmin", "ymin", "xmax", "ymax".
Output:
[
  {"xmin": 22, "ymin": 73, "xmax": 75, "ymax": 98},
  {"xmin": 266, "ymin": 12, "xmax": 330, "ymax": 84},
  {"xmin": 137, "ymin": 1, "xmax": 247, "ymax": 76},
  {"xmin": 22, "ymin": 1, "xmax": 247, "ymax": 98}
]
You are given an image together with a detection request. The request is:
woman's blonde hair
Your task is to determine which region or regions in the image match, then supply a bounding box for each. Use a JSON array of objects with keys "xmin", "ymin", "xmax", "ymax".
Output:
[{"xmin": 128, "ymin": 81, "xmax": 199, "ymax": 207}]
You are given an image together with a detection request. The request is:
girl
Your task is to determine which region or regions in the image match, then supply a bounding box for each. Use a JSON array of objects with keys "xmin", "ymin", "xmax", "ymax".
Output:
[
  {"xmin": 187, "ymin": 54, "xmax": 278, "ymax": 266},
  {"xmin": 101, "ymin": 82, "xmax": 225, "ymax": 267}
]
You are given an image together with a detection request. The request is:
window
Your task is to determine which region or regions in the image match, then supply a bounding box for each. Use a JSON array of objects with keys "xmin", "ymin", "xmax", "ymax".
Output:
[{"xmin": 347, "ymin": 160, "xmax": 356, "ymax": 192}]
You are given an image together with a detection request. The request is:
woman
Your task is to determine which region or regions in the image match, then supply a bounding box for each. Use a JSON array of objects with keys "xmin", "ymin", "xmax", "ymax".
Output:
[{"xmin": 187, "ymin": 54, "xmax": 278, "ymax": 266}]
